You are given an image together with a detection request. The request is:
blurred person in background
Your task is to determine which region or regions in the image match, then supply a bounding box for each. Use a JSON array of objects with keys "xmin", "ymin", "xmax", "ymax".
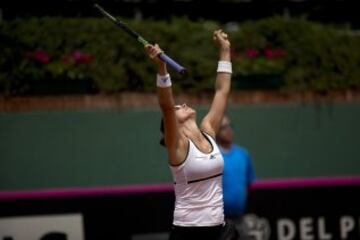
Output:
[
  {"xmin": 145, "ymin": 29, "xmax": 238, "ymax": 240},
  {"xmin": 216, "ymin": 115, "xmax": 256, "ymax": 237}
]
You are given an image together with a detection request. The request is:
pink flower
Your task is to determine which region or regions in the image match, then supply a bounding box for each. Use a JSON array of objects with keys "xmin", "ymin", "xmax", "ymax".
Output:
[
  {"xmin": 71, "ymin": 51, "xmax": 93, "ymax": 64},
  {"xmin": 61, "ymin": 51, "xmax": 94, "ymax": 65},
  {"xmin": 245, "ymin": 48, "xmax": 259, "ymax": 58},
  {"xmin": 264, "ymin": 48, "xmax": 286, "ymax": 59},
  {"xmin": 27, "ymin": 49, "xmax": 51, "ymax": 64}
]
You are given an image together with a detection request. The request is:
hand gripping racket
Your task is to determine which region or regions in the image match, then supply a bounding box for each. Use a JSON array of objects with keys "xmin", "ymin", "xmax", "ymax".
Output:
[{"xmin": 94, "ymin": 4, "xmax": 187, "ymax": 75}]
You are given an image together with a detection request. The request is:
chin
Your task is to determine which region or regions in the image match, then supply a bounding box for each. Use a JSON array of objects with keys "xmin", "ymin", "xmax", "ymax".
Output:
[
  {"xmin": 179, "ymin": 111, "xmax": 196, "ymax": 123},
  {"xmin": 189, "ymin": 110, "xmax": 196, "ymax": 119}
]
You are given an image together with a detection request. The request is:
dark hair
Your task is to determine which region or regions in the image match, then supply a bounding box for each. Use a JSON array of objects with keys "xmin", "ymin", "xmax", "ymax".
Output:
[{"xmin": 160, "ymin": 118, "xmax": 165, "ymax": 147}]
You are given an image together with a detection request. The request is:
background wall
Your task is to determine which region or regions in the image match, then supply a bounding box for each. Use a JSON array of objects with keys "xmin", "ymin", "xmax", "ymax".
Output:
[{"xmin": 1, "ymin": 101, "xmax": 359, "ymax": 191}]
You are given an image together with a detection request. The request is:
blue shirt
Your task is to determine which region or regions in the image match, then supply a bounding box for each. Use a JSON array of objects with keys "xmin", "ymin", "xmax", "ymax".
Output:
[{"xmin": 221, "ymin": 144, "xmax": 256, "ymax": 216}]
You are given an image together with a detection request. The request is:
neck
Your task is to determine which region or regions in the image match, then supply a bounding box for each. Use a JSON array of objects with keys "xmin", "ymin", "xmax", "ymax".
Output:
[
  {"xmin": 182, "ymin": 120, "xmax": 202, "ymax": 140},
  {"xmin": 181, "ymin": 120, "xmax": 214, "ymax": 153}
]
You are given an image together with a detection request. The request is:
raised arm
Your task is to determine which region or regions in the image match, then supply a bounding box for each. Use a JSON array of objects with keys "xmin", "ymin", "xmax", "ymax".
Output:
[
  {"xmin": 145, "ymin": 44, "xmax": 186, "ymax": 165},
  {"xmin": 201, "ymin": 29, "xmax": 232, "ymax": 138}
]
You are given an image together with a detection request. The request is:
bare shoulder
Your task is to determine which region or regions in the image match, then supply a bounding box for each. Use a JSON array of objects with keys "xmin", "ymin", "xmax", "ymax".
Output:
[{"xmin": 168, "ymin": 136, "xmax": 189, "ymax": 166}]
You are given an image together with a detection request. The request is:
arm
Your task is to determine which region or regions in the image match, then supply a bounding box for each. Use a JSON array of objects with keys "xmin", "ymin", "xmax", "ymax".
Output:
[
  {"xmin": 201, "ymin": 29, "xmax": 232, "ymax": 138},
  {"xmin": 145, "ymin": 44, "xmax": 187, "ymax": 165}
]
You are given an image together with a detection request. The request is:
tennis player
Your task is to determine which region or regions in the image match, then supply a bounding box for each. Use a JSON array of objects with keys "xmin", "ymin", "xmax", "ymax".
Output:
[{"xmin": 145, "ymin": 29, "xmax": 236, "ymax": 240}]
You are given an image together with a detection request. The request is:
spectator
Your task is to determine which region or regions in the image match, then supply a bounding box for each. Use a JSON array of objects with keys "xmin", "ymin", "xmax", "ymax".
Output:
[{"xmin": 216, "ymin": 115, "xmax": 256, "ymax": 220}]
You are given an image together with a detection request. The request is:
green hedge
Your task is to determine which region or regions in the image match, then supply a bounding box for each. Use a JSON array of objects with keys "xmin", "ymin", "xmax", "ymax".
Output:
[{"xmin": 1, "ymin": 16, "xmax": 360, "ymax": 95}]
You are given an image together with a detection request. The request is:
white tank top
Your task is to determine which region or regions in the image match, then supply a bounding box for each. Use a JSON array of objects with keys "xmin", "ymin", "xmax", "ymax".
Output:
[{"xmin": 169, "ymin": 132, "xmax": 224, "ymax": 226}]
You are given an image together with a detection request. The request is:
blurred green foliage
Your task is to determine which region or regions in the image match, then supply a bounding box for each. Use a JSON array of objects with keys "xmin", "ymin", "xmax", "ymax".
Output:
[{"xmin": 1, "ymin": 16, "xmax": 359, "ymax": 95}]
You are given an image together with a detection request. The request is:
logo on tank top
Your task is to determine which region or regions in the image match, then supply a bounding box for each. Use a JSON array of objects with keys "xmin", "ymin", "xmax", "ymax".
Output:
[
  {"xmin": 195, "ymin": 153, "xmax": 218, "ymax": 160},
  {"xmin": 209, "ymin": 152, "xmax": 221, "ymax": 160}
]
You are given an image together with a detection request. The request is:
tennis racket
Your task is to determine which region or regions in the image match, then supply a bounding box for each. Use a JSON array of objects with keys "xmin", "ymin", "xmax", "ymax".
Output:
[{"xmin": 94, "ymin": 4, "xmax": 187, "ymax": 75}]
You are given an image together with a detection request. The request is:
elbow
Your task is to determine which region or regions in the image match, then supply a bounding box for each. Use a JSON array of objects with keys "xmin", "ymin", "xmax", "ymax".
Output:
[
  {"xmin": 215, "ymin": 77, "xmax": 231, "ymax": 93},
  {"xmin": 216, "ymin": 84, "xmax": 231, "ymax": 96}
]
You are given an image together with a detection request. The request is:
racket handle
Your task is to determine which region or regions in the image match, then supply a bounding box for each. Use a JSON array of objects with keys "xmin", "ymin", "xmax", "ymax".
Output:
[{"xmin": 158, "ymin": 53, "xmax": 187, "ymax": 75}]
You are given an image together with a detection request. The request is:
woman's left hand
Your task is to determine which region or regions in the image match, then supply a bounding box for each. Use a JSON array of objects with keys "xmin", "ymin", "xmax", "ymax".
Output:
[{"xmin": 213, "ymin": 29, "xmax": 231, "ymax": 51}]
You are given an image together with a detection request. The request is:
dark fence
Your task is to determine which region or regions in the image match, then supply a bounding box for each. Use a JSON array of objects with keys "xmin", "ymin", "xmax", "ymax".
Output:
[{"xmin": 0, "ymin": 177, "xmax": 359, "ymax": 240}]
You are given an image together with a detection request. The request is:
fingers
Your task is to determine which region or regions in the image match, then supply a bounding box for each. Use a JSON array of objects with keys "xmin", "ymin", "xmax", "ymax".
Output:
[
  {"xmin": 145, "ymin": 44, "xmax": 163, "ymax": 59},
  {"xmin": 213, "ymin": 29, "xmax": 228, "ymax": 41},
  {"xmin": 213, "ymin": 29, "xmax": 231, "ymax": 51}
]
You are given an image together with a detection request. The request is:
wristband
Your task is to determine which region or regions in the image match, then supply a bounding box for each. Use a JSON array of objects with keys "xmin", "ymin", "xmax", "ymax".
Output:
[
  {"xmin": 217, "ymin": 61, "xmax": 232, "ymax": 74},
  {"xmin": 156, "ymin": 74, "xmax": 172, "ymax": 88}
]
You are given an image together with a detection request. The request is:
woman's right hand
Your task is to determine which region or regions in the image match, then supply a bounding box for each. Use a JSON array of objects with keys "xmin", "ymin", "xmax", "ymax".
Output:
[{"xmin": 145, "ymin": 44, "xmax": 167, "ymax": 69}]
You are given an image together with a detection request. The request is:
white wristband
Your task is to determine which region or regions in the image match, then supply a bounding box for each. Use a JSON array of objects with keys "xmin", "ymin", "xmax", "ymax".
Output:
[
  {"xmin": 217, "ymin": 61, "xmax": 232, "ymax": 74},
  {"xmin": 156, "ymin": 74, "xmax": 172, "ymax": 88}
]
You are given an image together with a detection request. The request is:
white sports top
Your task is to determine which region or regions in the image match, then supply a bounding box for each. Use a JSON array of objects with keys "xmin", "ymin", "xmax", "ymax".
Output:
[{"xmin": 169, "ymin": 132, "xmax": 224, "ymax": 227}]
